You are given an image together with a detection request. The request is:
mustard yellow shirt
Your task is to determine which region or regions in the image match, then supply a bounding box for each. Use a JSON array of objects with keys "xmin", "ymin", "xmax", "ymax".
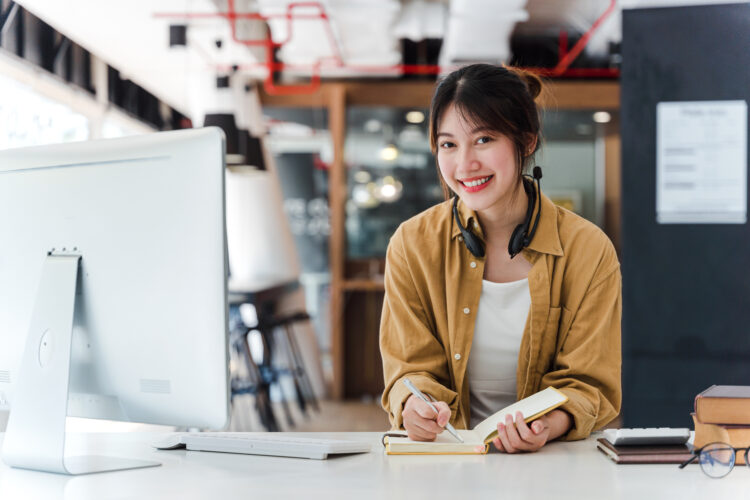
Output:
[{"xmin": 380, "ymin": 193, "xmax": 622, "ymax": 440}]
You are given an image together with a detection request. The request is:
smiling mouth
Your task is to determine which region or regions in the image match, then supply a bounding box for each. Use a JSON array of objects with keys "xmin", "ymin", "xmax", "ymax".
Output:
[{"xmin": 459, "ymin": 175, "xmax": 494, "ymax": 188}]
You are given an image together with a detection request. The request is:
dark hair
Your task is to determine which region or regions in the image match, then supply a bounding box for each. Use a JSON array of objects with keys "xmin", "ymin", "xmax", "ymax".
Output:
[{"xmin": 429, "ymin": 64, "xmax": 543, "ymax": 199}]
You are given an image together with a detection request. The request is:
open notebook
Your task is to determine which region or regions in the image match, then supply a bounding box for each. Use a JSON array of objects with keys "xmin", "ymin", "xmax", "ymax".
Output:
[{"xmin": 384, "ymin": 387, "xmax": 568, "ymax": 455}]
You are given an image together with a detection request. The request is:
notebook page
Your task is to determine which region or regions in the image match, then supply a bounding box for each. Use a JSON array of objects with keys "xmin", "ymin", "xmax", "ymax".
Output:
[
  {"xmin": 385, "ymin": 429, "xmax": 484, "ymax": 453},
  {"xmin": 472, "ymin": 387, "xmax": 568, "ymax": 442}
]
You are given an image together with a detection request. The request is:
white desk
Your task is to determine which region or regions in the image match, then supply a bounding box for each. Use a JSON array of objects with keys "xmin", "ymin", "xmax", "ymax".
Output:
[{"xmin": 0, "ymin": 432, "xmax": 747, "ymax": 499}]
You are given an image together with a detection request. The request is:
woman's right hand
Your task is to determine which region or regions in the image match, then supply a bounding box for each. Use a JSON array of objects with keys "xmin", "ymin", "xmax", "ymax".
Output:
[{"xmin": 402, "ymin": 394, "xmax": 452, "ymax": 441}]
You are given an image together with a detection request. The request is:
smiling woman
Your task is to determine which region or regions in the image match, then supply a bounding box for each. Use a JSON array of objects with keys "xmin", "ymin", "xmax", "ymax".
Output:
[{"xmin": 380, "ymin": 64, "xmax": 622, "ymax": 454}]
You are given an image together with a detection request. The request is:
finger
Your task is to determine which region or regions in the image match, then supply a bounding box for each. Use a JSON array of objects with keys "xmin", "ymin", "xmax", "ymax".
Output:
[
  {"xmin": 405, "ymin": 425, "xmax": 436, "ymax": 442},
  {"xmin": 531, "ymin": 419, "xmax": 547, "ymax": 435},
  {"xmin": 434, "ymin": 401, "xmax": 452, "ymax": 427},
  {"xmin": 504, "ymin": 414, "xmax": 531, "ymax": 452},
  {"xmin": 411, "ymin": 399, "xmax": 441, "ymax": 420},
  {"xmin": 492, "ymin": 436, "xmax": 505, "ymax": 452},
  {"xmin": 514, "ymin": 412, "xmax": 537, "ymax": 444},
  {"xmin": 412, "ymin": 415, "xmax": 445, "ymax": 435},
  {"xmin": 404, "ymin": 417, "xmax": 437, "ymax": 441},
  {"xmin": 497, "ymin": 422, "xmax": 516, "ymax": 453},
  {"xmin": 403, "ymin": 407, "xmax": 443, "ymax": 436}
]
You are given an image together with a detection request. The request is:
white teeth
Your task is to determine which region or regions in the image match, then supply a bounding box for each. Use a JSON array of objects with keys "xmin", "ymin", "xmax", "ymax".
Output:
[{"xmin": 463, "ymin": 176, "xmax": 491, "ymax": 188}]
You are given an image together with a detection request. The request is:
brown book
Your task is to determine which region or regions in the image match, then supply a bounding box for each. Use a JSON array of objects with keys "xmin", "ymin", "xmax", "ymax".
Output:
[
  {"xmin": 596, "ymin": 438, "xmax": 694, "ymax": 464},
  {"xmin": 692, "ymin": 413, "xmax": 750, "ymax": 464},
  {"xmin": 694, "ymin": 385, "xmax": 750, "ymax": 425}
]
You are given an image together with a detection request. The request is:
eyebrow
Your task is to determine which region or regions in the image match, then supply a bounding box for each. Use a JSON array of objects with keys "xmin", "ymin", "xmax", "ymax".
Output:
[{"xmin": 436, "ymin": 127, "xmax": 494, "ymax": 138}]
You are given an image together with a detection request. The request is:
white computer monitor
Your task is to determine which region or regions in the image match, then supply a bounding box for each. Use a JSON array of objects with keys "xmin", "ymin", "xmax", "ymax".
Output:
[{"xmin": 0, "ymin": 128, "xmax": 230, "ymax": 474}]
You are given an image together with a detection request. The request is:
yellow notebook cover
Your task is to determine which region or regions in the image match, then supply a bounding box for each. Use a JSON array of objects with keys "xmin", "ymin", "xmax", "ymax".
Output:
[{"xmin": 384, "ymin": 387, "xmax": 568, "ymax": 455}]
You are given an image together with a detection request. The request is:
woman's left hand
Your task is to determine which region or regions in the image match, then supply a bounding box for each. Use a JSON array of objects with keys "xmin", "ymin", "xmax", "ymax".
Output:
[{"xmin": 492, "ymin": 411, "xmax": 551, "ymax": 453}]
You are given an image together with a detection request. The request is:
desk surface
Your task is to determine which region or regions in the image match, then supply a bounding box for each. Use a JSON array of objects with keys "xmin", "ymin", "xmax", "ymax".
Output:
[{"xmin": 1, "ymin": 432, "xmax": 747, "ymax": 499}]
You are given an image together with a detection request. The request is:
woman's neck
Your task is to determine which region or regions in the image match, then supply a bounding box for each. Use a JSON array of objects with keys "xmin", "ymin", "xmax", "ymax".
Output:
[{"xmin": 476, "ymin": 181, "xmax": 530, "ymax": 245}]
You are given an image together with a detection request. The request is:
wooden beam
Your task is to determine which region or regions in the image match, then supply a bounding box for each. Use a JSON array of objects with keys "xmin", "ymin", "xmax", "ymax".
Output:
[
  {"xmin": 259, "ymin": 80, "xmax": 620, "ymax": 111},
  {"xmin": 540, "ymin": 81, "xmax": 620, "ymax": 110},
  {"xmin": 327, "ymin": 83, "xmax": 347, "ymax": 400},
  {"xmin": 344, "ymin": 81, "xmax": 435, "ymax": 107},
  {"xmin": 258, "ymin": 80, "xmax": 437, "ymax": 108},
  {"xmin": 604, "ymin": 120, "xmax": 621, "ymax": 255},
  {"xmin": 257, "ymin": 83, "xmax": 333, "ymax": 108}
]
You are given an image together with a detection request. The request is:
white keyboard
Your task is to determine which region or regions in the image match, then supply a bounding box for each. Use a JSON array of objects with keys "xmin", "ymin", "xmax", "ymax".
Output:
[
  {"xmin": 153, "ymin": 433, "xmax": 372, "ymax": 460},
  {"xmin": 602, "ymin": 427, "xmax": 691, "ymax": 446}
]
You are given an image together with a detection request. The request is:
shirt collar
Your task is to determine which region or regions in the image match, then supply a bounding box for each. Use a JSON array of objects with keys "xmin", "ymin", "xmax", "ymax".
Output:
[{"xmin": 450, "ymin": 192, "xmax": 563, "ymax": 257}]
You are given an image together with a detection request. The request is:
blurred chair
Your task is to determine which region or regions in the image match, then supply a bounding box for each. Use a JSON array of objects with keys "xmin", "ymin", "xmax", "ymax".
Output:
[{"xmin": 225, "ymin": 166, "xmax": 325, "ymax": 431}]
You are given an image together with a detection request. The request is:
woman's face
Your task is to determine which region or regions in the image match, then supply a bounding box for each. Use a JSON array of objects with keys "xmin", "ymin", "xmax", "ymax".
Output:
[{"xmin": 436, "ymin": 103, "xmax": 521, "ymax": 213}]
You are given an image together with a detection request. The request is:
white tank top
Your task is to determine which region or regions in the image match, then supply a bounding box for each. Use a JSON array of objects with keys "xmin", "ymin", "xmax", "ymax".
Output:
[{"xmin": 467, "ymin": 278, "xmax": 531, "ymax": 429}]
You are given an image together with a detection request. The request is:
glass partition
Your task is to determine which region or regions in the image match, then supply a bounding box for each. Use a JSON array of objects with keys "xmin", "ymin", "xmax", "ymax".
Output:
[
  {"xmin": 263, "ymin": 107, "xmax": 332, "ymax": 353},
  {"xmin": 343, "ymin": 106, "xmax": 617, "ymax": 261},
  {"xmin": 345, "ymin": 107, "xmax": 442, "ymax": 259}
]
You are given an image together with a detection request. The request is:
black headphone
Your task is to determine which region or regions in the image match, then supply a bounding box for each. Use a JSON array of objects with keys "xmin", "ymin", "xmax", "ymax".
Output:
[{"xmin": 452, "ymin": 166, "xmax": 543, "ymax": 259}]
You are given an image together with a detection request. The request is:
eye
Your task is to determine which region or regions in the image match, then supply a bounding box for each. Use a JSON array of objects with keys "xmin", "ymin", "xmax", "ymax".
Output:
[
  {"xmin": 476, "ymin": 136, "xmax": 493, "ymax": 144},
  {"xmin": 439, "ymin": 141, "xmax": 455, "ymax": 149}
]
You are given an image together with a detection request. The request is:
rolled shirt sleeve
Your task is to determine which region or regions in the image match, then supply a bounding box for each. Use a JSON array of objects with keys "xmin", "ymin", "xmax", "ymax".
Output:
[
  {"xmin": 380, "ymin": 226, "xmax": 459, "ymax": 429},
  {"xmin": 542, "ymin": 263, "xmax": 622, "ymax": 441}
]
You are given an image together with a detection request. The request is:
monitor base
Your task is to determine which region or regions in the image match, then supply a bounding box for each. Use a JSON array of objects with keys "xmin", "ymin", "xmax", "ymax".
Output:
[
  {"xmin": 63, "ymin": 455, "xmax": 161, "ymax": 475},
  {"xmin": 1, "ymin": 255, "xmax": 159, "ymax": 475}
]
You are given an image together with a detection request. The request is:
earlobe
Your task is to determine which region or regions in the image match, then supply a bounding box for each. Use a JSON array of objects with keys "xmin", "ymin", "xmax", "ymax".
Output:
[{"xmin": 525, "ymin": 135, "xmax": 538, "ymax": 156}]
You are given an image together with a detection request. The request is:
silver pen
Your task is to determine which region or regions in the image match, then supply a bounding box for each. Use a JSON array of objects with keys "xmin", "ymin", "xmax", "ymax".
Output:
[{"xmin": 403, "ymin": 377, "xmax": 464, "ymax": 443}]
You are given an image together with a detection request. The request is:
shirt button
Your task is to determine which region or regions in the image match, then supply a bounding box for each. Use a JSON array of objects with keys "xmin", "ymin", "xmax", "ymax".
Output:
[
  {"xmin": 454, "ymin": 353, "xmax": 461, "ymax": 361},
  {"xmin": 473, "ymin": 222, "xmax": 480, "ymax": 229},
  {"xmin": 463, "ymin": 307, "xmax": 470, "ymax": 314},
  {"xmin": 470, "ymin": 261, "xmax": 477, "ymax": 268},
  {"xmin": 458, "ymin": 236, "xmax": 463, "ymax": 242}
]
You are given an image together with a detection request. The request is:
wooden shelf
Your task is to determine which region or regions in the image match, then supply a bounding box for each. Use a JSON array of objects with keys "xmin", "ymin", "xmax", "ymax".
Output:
[{"xmin": 342, "ymin": 279, "xmax": 385, "ymax": 292}]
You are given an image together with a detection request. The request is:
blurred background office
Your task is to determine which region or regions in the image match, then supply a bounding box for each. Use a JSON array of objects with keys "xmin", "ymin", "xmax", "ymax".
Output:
[{"xmin": 1, "ymin": 0, "xmax": 748, "ymax": 433}]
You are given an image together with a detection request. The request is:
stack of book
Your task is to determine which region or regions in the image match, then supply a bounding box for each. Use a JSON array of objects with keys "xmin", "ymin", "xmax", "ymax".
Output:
[
  {"xmin": 693, "ymin": 385, "xmax": 750, "ymax": 465},
  {"xmin": 596, "ymin": 439, "xmax": 694, "ymax": 464}
]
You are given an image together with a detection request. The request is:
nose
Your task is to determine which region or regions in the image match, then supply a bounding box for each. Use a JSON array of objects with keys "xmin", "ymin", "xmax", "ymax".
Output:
[{"xmin": 458, "ymin": 147, "xmax": 481, "ymax": 175}]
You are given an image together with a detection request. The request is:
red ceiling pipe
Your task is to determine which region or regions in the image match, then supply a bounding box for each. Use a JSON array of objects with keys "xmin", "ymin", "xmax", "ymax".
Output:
[
  {"xmin": 559, "ymin": 30, "xmax": 569, "ymax": 61},
  {"xmin": 156, "ymin": 0, "xmax": 337, "ymax": 94},
  {"xmin": 156, "ymin": 0, "xmax": 620, "ymax": 94},
  {"xmin": 550, "ymin": 0, "xmax": 617, "ymax": 77},
  {"xmin": 229, "ymin": 0, "xmax": 329, "ymax": 94},
  {"xmin": 262, "ymin": 38, "xmax": 322, "ymax": 95}
]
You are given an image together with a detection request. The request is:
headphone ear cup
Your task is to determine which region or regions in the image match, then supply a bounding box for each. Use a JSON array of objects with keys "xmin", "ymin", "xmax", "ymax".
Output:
[
  {"xmin": 508, "ymin": 223, "xmax": 526, "ymax": 257},
  {"xmin": 453, "ymin": 196, "xmax": 485, "ymax": 258}
]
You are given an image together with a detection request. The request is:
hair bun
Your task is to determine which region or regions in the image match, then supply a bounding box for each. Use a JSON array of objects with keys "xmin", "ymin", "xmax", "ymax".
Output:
[{"xmin": 510, "ymin": 67, "xmax": 543, "ymax": 100}]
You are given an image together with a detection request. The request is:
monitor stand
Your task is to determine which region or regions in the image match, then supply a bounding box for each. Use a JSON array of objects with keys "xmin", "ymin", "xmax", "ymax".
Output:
[{"xmin": 1, "ymin": 254, "xmax": 161, "ymax": 475}]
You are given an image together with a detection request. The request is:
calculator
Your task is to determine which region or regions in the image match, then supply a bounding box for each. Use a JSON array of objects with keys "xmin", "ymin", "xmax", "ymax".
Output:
[{"xmin": 602, "ymin": 427, "xmax": 691, "ymax": 446}]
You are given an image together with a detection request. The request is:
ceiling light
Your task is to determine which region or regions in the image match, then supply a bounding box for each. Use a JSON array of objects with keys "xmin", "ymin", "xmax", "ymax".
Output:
[
  {"xmin": 353, "ymin": 170, "xmax": 372, "ymax": 184},
  {"xmin": 375, "ymin": 175, "xmax": 403, "ymax": 203},
  {"xmin": 380, "ymin": 144, "xmax": 399, "ymax": 162},
  {"xmin": 405, "ymin": 110, "xmax": 425, "ymax": 124},
  {"xmin": 592, "ymin": 111, "xmax": 611, "ymax": 123},
  {"xmin": 352, "ymin": 183, "xmax": 379, "ymax": 208}
]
